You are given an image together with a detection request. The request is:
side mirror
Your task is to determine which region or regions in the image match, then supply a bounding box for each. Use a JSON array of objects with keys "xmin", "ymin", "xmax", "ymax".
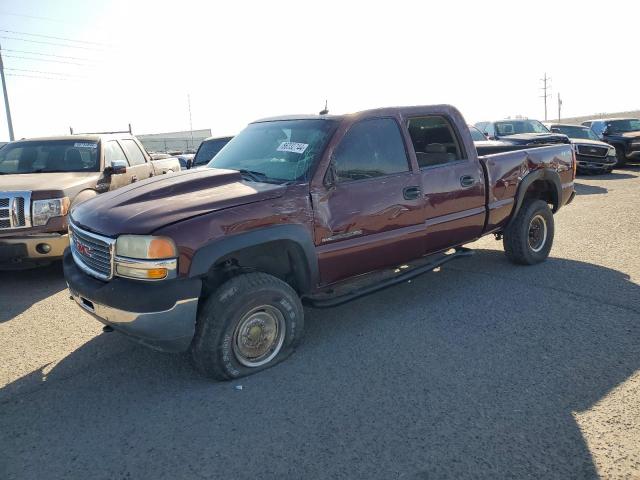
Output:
[
  {"xmin": 601, "ymin": 127, "xmax": 610, "ymax": 136},
  {"xmin": 109, "ymin": 160, "xmax": 127, "ymax": 175}
]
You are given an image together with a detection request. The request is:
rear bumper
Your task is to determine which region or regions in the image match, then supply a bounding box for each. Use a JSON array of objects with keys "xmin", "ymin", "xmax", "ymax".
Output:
[
  {"xmin": 0, "ymin": 233, "xmax": 69, "ymax": 265},
  {"xmin": 63, "ymin": 249, "xmax": 202, "ymax": 352}
]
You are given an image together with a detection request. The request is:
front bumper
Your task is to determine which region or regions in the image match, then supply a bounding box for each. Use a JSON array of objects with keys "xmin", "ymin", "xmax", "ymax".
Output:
[
  {"xmin": 576, "ymin": 154, "xmax": 617, "ymax": 171},
  {"xmin": 63, "ymin": 249, "xmax": 202, "ymax": 352},
  {"xmin": 0, "ymin": 232, "xmax": 69, "ymax": 265}
]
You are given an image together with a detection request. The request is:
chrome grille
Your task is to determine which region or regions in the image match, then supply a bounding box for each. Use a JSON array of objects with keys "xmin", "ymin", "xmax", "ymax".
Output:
[
  {"xmin": 576, "ymin": 144, "xmax": 608, "ymax": 158},
  {"xmin": 69, "ymin": 221, "xmax": 115, "ymax": 281},
  {"xmin": 0, "ymin": 191, "xmax": 31, "ymax": 230}
]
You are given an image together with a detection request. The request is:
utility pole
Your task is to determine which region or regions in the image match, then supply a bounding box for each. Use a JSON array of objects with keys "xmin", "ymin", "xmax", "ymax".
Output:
[
  {"xmin": 540, "ymin": 73, "xmax": 552, "ymax": 121},
  {"xmin": 0, "ymin": 43, "xmax": 15, "ymax": 141},
  {"xmin": 187, "ymin": 94, "xmax": 194, "ymax": 151},
  {"xmin": 557, "ymin": 93, "xmax": 562, "ymax": 122}
]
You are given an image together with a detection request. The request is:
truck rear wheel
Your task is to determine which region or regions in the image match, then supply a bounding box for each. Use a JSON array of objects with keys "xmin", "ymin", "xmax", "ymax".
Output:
[
  {"xmin": 503, "ymin": 199, "xmax": 554, "ymax": 265},
  {"xmin": 190, "ymin": 272, "xmax": 304, "ymax": 380}
]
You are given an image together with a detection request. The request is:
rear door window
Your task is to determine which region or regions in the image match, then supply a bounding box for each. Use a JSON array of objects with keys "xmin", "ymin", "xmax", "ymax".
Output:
[
  {"xmin": 407, "ymin": 116, "xmax": 464, "ymax": 168},
  {"xmin": 120, "ymin": 139, "xmax": 147, "ymax": 166},
  {"xmin": 332, "ymin": 118, "xmax": 409, "ymax": 182}
]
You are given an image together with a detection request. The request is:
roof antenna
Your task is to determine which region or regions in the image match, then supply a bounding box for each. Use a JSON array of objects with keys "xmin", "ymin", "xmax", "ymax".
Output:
[{"xmin": 319, "ymin": 99, "xmax": 329, "ymax": 116}]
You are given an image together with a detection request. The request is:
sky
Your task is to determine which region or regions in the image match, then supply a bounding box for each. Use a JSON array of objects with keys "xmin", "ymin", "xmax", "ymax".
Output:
[{"xmin": 0, "ymin": 0, "xmax": 637, "ymax": 141}]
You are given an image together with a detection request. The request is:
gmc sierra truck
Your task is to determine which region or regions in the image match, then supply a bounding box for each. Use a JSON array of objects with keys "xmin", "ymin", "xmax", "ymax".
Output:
[
  {"xmin": 0, "ymin": 133, "xmax": 180, "ymax": 268},
  {"xmin": 63, "ymin": 105, "xmax": 576, "ymax": 380}
]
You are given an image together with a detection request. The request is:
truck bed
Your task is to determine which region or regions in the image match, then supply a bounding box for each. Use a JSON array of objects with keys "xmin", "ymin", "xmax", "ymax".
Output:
[{"xmin": 479, "ymin": 144, "xmax": 575, "ymax": 234}]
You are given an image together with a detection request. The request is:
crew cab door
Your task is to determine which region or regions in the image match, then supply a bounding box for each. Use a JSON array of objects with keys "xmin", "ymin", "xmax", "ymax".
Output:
[
  {"xmin": 406, "ymin": 115, "xmax": 486, "ymax": 253},
  {"xmin": 312, "ymin": 117, "xmax": 424, "ymax": 285},
  {"xmin": 119, "ymin": 139, "xmax": 153, "ymax": 183}
]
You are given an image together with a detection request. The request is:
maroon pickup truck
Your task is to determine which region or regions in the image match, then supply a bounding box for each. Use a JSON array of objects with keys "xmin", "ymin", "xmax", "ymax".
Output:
[{"xmin": 63, "ymin": 105, "xmax": 576, "ymax": 380}]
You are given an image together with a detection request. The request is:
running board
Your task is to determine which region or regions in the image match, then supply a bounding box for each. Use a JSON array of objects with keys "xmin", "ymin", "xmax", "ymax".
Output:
[{"xmin": 303, "ymin": 247, "xmax": 474, "ymax": 308}]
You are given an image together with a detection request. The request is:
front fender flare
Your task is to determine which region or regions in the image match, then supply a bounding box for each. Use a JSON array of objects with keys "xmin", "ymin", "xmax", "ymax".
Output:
[{"xmin": 188, "ymin": 224, "xmax": 318, "ymax": 293}]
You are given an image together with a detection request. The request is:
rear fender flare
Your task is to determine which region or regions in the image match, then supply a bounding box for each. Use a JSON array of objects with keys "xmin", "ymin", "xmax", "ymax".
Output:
[
  {"xmin": 188, "ymin": 224, "xmax": 318, "ymax": 293},
  {"xmin": 507, "ymin": 169, "xmax": 561, "ymax": 228}
]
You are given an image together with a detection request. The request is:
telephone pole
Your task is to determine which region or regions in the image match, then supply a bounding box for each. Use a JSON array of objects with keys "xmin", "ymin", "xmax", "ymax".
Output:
[
  {"xmin": 557, "ymin": 93, "xmax": 562, "ymax": 122},
  {"xmin": 540, "ymin": 73, "xmax": 552, "ymax": 121},
  {"xmin": 187, "ymin": 94, "xmax": 194, "ymax": 151},
  {"xmin": 0, "ymin": 43, "xmax": 15, "ymax": 141}
]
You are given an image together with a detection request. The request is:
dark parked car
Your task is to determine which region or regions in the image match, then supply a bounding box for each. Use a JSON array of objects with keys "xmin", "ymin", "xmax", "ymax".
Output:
[
  {"xmin": 191, "ymin": 136, "xmax": 233, "ymax": 169},
  {"xmin": 544, "ymin": 123, "xmax": 617, "ymax": 174},
  {"xmin": 475, "ymin": 119, "xmax": 570, "ymax": 145},
  {"xmin": 581, "ymin": 118, "xmax": 640, "ymax": 166},
  {"xmin": 64, "ymin": 104, "xmax": 575, "ymax": 380}
]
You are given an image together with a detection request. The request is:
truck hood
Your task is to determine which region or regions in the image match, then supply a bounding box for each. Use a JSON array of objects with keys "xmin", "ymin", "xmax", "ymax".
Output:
[
  {"xmin": 0, "ymin": 172, "xmax": 100, "ymax": 199},
  {"xmin": 498, "ymin": 133, "xmax": 570, "ymax": 145},
  {"xmin": 568, "ymin": 138, "xmax": 611, "ymax": 147},
  {"xmin": 611, "ymin": 131, "xmax": 640, "ymax": 140},
  {"xmin": 70, "ymin": 168, "xmax": 286, "ymax": 236}
]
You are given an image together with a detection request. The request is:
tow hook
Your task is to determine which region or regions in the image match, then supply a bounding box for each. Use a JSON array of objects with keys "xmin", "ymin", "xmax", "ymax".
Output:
[{"xmin": 103, "ymin": 325, "xmax": 114, "ymax": 333}]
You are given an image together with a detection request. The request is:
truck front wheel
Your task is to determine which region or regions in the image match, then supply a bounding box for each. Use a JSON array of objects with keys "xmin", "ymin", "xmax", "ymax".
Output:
[
  {"xmin": 190, "ymin": 272, "xmax": 304, "ymax": 380},
  {"xmin": 503, "ymin": 199, "xmax": 554, "ymax": 265}
]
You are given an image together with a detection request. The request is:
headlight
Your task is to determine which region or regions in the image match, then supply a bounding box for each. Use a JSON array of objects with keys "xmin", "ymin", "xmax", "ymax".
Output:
[
  {"xmin": 608, "ymin": 147, "xmax": 617, "ymax": 157},
  {"xmin": 115, "ymin": 235, "xmax": 178, "ymax": 280},
  {"xmin": 32, "ymin": 197, "xmax": 70, "ymax": 226}
]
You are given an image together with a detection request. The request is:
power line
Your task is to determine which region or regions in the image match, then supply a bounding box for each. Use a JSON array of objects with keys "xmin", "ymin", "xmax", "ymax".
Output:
[
  {"xmin": 2, "ymin": 48, "xmax": 95, "ymax": 62},
  {"xmin": 4, "ymin": 67, "xmax": 85, "ymax": 78},
  {"xmin": 0, "ymin": 29, "xmax": 109, "ymax": 47},
  {"xmin": 0, "ymin": 35, "xmax": 104, "ymax": 50},
  {"xmin": 3, "ymin": 53, "xmax": 96, "ymax": 66},
  {"xmin": 5, "ymin": 73, "xmax": 74, "ymax": 81},
  {"xmin": 0, "ymin": 11, "xmax": 69, "ymax": 24}
]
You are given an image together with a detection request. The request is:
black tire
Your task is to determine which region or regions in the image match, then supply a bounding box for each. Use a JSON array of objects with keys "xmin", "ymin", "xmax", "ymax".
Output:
[
  {"xmin": 503, "ymin": 199, "xmax": 554, "ymax": 265},
  {"xmin": 615, "ymin": 146, "xmax": 627, "ymax": 167},
  {"xmin": 190, "ymin": 272, "xmax": 304, "ymax": 380}
]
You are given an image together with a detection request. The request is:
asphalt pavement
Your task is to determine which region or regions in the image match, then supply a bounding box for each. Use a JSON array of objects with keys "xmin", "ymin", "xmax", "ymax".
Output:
[{"xmin": 1, "ymin": 167, "xmax": 639, "ymax": 479}]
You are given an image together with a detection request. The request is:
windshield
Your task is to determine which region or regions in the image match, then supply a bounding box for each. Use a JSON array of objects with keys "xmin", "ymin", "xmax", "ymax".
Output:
[
  {"xmin": 553, "ymin": 126, "xmax": 599, "ymax": 140},
  {"xmin": 193, "ymin": 138, "xmax": 232, "ymax": 167},
  {"xmin": 607, "ymin": 119, "xmax": 640, "ymax": 133},
  {"xmin": 0, "ymin": 140, "xmax": 99, "ymax": 174},
  {"xmin": 494, "ymin": 120, "xmax": 550, "ymax": 136},
  {"xmin": 468, "ymin": 126, "xmax": 487, "ymax": 141},
  {"xmin": 209, "ymin": 119, "xmax": 338, "ymax": 183}
]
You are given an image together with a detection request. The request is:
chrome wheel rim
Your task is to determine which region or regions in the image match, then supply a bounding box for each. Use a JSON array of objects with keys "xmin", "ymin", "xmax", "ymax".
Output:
[
  {"xmin": 233, "ymin": 305, "xmax": 286, "ymax": 368},
  {"xmin": 528, "ymin": 214, "xmax": 547, "ymax": 253}
]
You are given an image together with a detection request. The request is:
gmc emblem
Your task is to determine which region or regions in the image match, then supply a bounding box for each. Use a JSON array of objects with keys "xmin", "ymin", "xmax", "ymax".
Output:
[{"xmin": 75, "ymin": 240, "xmax": 91, "ymax": 257}]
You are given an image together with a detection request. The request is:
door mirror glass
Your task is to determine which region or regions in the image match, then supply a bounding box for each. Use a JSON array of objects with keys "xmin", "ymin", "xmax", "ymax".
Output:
[{"xmin": 110, "ymin": 159, "xmax": 127, "ymax": 175}]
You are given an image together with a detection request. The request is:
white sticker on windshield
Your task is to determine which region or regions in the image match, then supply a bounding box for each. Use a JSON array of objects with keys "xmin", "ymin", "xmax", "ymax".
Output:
[
  {"xmin": 277, "ymin": 142, "xmax": 308, "ymax": 154},
  {"xmin": 74, "ymin": 142, "xmax": 97, "ymax": 149}
]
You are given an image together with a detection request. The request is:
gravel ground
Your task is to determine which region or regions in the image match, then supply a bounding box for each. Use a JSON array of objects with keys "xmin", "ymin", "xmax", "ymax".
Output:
[{"xmin": 1, "ymin": 167, "xmax": 639, "ymax": 479}]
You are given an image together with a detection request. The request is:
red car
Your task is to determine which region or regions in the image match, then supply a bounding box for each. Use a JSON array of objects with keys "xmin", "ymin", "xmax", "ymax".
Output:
[{"xmin": 64, "ymin": 104, "xmax": 576, "ymax": 379}]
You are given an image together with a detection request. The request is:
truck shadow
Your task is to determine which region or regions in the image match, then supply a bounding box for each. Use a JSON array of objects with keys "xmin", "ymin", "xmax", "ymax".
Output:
[
  {"xmin": 1, "ymin": 250, "xmax": 638, "ymax": 479},
  {"xmin": 574, "ymin": 182, "xmax": 608, "ymax": 195},
  {"xmin": 0, "ymin": 261, "xmax": 66, "ymax": 323}
]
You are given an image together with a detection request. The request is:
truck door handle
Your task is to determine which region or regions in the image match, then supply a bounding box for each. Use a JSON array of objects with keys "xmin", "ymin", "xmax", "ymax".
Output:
[
  {"xmin": 403, "ymin": 186, "xmax": 421, "ymax": 200},
  {"xmin": 460, "ymin": 175, "xmax": 476, "ymax": 188},
  {"xmin": 131, "ymin": 175, "xmax": 138, "ymax": 183}
]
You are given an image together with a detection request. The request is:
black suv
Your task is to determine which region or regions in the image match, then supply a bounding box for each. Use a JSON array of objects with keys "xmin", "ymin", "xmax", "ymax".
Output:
[{"xmin": 582, "ymin": 118, "xmax": 640, "ymax": 166}]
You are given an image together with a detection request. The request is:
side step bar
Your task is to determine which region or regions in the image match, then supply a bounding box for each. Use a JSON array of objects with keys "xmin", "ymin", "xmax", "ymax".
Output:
[{"xmin": 304, "ymin": 247, "xmax": 474, "ymax": 308}]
